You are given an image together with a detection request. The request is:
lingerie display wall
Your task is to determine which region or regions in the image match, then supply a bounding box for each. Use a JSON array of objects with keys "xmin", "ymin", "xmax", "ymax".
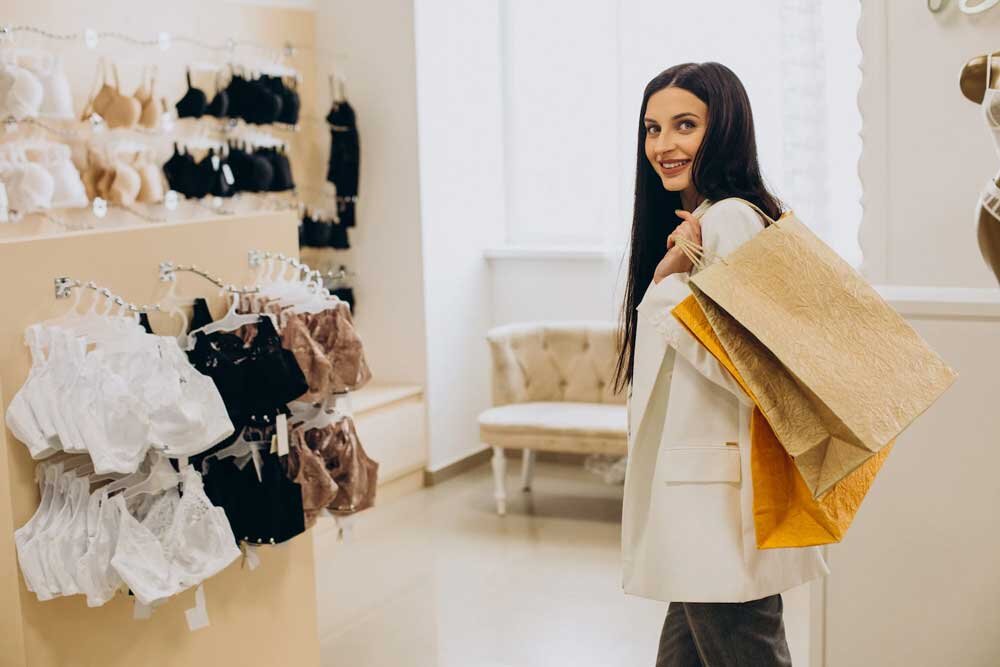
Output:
[
  {"xmin": 7, "ymin": 252, "xmax": 377, "ymax": 616},
  {"xmin": 0, "ymin": 39, "xmax": 303, "ymax": 224}
]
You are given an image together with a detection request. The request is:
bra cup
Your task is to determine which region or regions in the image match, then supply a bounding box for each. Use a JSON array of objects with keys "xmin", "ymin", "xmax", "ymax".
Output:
[
  {"xmin": 206, "ymin": 90, "xmax": 229, "ymax": 118},
  {"xmin": 175, "ymin": 88, "xmax": 207, "ymax": 119},
  {"xmin": 90, "ymin": 83, "xmax": 117, "ymax": 120},
  {"xmin": 47, "ymin": 156, "xmax": 88, "ymax": 209},
  {"xmin": 19, "ymin": 52, "xmax": 73, "ymax": 119},
  {"xmin": 136, "ymin": 161, "xmax": 164, "ymax": 203},
  {"xmin": 108, "ymin": 162, "xmax": 141, "ymax": 206},
  {"xmin": 4, "ymin": 162, "xmax": 55, "ymax": 213},
  {"xmin": 0, "ymin": 64, "xmax": 44, "ymax": 119},
  {"xmin": 105, "ymin": 95, "xmax": 141, "ymax": 129},
  {"xmin": 136, "ymin": 82, "xmax": 163, "ymax": 130},
  {"xmin": 281, "ymin": 89, "xmax": 300, "ymax": 125},
  {"xmin": 95, "ymin": 167, "xmax": 114, "ymax": 200},
  {"xmin": 268, "ymin": 150, "xmax": 293, "ymax": 191},
  {"xmin": 80, "ymin": 166, "xmax": 99, "ymax": 201},
  {"xmin": 249, "ymin": 152, "xmax": 274, "ymax": 192}
]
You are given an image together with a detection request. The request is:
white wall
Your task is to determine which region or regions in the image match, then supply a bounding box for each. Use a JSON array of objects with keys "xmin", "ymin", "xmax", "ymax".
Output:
[
  {"xmin": 414, "ymin": 0, "xmax": 506, "ymax": 470},
  {"xmin": 823, "ymin": 2, "xmax": 1000, "ymax": 665},
  {"xmin": 314, "ymin": 0, "xmax": 428, "ymax": 387},
  {"xmin": 860, "ymin": 1, "xmax": 1000, "ymax": 287}
]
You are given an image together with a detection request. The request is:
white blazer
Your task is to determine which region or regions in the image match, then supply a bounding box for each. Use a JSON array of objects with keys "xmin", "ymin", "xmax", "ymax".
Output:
[{"xmin": 621, "ymin": 198, "xmax": 830, "ymax": 603}]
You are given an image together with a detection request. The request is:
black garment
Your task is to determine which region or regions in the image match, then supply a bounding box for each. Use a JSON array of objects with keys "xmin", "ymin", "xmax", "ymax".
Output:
[
  {"xmin": 331, "ymin": 287, "xmax": 355, "ymax": 314},
  {"xmin": 187, "ymin": 315, "xmax": 308, "ymax": 432},
  {"xmin": 262, "ymin": 147, "xmax": 294, "ymax": 192},
  {"xmin": 201, "ymin": 427, "xmax": 305, "ymax": 545},
  {"xmin": 175, "ymin": 69, "xmax": 207, "ymax": 119},
  {"xmin": 326, "ymin": 100, "xmax": 360, "ymax": 198},
  {"xmin": 262, "ymin": 75, "xmax": 300, "ymax": 125},
  {"xmin": 138, "ymin": 312, "xmax": 154, "ymax": 334},
  {"xmin": 205, "ymin": 86, "xmax": 229, "ymax": 118},
  {"xmin": 196, "ymin": 149, "xmax": 233, "ymax": 198},
  {"xmin": 656, "ymin": 595, "xmax": 792, "ymax": 667},
  {"xmin": 162, "ymin": 143, "xmax": 197, "ymax": 197},
  {"xmin": 190, "ymin": 297, "xmax": 213, "ymax": 331},
  {"xmin": 337, "ymin": 198, "xmax": 356, "ymax": 228},
  {"xmin": 226, "ymin": 142, "xmax": 274, "ymax": 193},
  {"xmin": 301, "ymin": 214, "xmax": 331, "ymax": 247}
]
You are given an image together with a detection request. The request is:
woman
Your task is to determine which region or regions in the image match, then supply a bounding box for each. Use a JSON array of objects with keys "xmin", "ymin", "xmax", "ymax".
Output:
[{"xmin": 615, "ymin": 62, "xmax": 830, "ymax": 666}]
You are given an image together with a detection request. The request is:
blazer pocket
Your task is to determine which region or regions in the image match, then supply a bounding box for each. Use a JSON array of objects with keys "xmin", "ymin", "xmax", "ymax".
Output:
[{"xmin": 662, "ymin": 445, "xmax": 741, "ymax": 484}]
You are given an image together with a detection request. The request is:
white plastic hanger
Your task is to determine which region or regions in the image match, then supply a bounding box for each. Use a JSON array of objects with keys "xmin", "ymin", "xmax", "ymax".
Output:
[
  {"xmin": 123, "ymin": 455, "xmax": 179, "ymax": 499},
  {"xmin": 186, "ymin": 288, "xmax": 265, "ymax": 349}
]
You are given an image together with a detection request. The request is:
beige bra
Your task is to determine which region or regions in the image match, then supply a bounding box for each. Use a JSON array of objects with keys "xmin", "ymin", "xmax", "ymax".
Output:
[{"xmin": 81, "ymin": 61, "xmax": 141, "ymax": 129}]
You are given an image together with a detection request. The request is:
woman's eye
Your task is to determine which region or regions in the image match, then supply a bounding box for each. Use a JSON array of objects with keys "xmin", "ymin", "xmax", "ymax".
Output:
[
  {"xmin": 678, "ymin": 120, "xmax": 696, "ymax": 131},
  {"xmin": 645, "ymin": 125, "xmax": 659, "ymax": 135}
]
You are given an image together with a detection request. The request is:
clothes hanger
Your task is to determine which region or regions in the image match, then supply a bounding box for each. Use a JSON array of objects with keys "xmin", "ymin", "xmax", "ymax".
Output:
[
  {"xmin": 122, "ymin": 455, "xmax": 180, "ymax": 499},
  {"xmin": 186, "ymin": 287, "xmax": 265, "ymax": 343}
]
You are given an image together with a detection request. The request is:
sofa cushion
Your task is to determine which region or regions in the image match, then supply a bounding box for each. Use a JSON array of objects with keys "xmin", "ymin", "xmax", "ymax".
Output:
[{"xmin": 479, "ymin": 402, "xmax": 626, "ymax": 455}]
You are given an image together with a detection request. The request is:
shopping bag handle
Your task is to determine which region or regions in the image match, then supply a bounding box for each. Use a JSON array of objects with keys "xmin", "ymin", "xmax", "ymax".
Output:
[
  {"xmin": 673, "ymin": 197, "xmax": 781, "ymax": 271},
  {"xmin": 674, "ymin": 235, "xmax": 719, "ymax": 272}
]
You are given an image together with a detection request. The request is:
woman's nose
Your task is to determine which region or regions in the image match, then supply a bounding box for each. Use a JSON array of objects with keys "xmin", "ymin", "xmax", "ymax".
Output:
[{"xmin": 654, "ymin": 132, "xmax": 676, "ymax": 155}]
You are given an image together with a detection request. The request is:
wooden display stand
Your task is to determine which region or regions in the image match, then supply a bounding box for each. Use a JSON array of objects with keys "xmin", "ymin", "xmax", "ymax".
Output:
[{"xmin": 0, "ymin": 213, "xmax": 321, "ymax": 667}]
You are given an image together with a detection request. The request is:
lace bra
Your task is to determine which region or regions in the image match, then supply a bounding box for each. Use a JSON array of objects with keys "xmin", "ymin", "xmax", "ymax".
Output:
[{"xmin": 111, "ymin": 465, "xmax": 240, "ymax": 605}]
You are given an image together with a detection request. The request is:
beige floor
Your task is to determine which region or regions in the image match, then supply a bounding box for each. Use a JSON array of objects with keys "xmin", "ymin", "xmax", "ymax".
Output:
[{"xmin": 312, "ymin": 460, "xmax": 811, "ymax": 667}]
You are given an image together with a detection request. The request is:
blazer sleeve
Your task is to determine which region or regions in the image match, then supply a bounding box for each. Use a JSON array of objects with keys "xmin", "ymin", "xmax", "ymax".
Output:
[{"xmin": 637, "ymin": 200, "xmax": 765, "ymax": 406}]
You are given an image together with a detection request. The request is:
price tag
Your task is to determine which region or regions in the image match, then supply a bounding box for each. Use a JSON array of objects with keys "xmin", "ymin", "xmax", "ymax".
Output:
[
  {"xmin": 84, "ymin": 28, "xmax": 98, "ymax": 49},
  {"xmin": 276, "ymin": 414, "xmax": 289, "ymax": 456},
  {"xmin": 222, "ymin": 164, "xmax": 235, "ymax": 186},
  {"xmin": 184, "ymin": 585, "xmax": 210, "ymax": 631},
  {"xmin": 0, "ymin": 183, "xmax": 8, "ymax": 224}
]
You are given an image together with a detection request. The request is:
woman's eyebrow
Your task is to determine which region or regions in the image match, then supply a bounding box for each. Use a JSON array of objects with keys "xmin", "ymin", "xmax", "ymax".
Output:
[{"xmin": 643, "ymin": 112, "xmax": 700, "ymax": 123}]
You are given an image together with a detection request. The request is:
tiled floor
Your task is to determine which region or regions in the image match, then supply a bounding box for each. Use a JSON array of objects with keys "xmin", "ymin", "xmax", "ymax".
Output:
[{"xmin": 313, "ymin": 460, "xmax": 812, "ymax": 667}]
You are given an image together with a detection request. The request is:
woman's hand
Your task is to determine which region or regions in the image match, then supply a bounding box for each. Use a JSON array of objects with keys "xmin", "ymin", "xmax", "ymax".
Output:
[{"xmin": 653, "ymin": 210, "xmax": 703, "ymax": 283}]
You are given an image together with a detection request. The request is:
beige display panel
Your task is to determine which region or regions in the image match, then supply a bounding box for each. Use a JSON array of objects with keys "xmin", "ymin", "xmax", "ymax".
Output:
[{"xmin": 0, "ymin": 213, "xmax": 320, "ymax": 667}]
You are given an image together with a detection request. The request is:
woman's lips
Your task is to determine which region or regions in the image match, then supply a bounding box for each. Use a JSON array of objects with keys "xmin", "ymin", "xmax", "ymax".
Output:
[{"xmin": 660, "ymin": 159, "xmax": 690, "ymax": 176}]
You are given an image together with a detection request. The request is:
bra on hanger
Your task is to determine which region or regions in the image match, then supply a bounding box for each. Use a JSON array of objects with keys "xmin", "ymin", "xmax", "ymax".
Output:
[
  {"xmin": 0, "ymin": 61, "xmax": 43, "ymax": 119},
  {"xmin": 12, "ymin": 49, "xmax": 73, "ymax": 119},
  {"xmin": 205, "ymin": 71, "xmax": 229, "ymax": 118},
  {"xmin": 134, "ymin": 65, "xmax": 166, "ymax": 130},
  {"xmin": 85, "ymin": 62, "xmax": 141, "ymax": 129},
  {"xmin": 110, "ymin": 464, "xmax": 240, "ymax": 605},
  {"xmin": 175, "ymin": 68, "xmax": 208, "ymax": 119}
]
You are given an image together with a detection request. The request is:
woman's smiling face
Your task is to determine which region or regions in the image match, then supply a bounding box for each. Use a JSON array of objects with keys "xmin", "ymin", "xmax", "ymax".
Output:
[{"xmin": 643, "ymin": 86, "xmax": 708, "ymax": 195}]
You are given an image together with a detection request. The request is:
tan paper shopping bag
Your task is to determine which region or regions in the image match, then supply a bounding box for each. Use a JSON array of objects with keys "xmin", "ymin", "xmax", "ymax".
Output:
[{"xmin": 677, "ymin": 198, "xmax": 957, "ymax": 499}]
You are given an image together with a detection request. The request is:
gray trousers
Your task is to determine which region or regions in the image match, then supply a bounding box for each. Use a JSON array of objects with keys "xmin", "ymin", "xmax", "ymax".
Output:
[{"xmin": 655, "ymin": 594, "xmax": 792, "ymax": 667}]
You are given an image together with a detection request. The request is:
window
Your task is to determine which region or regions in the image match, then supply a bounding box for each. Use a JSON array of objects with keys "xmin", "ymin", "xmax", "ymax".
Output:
[{"xmin": 499, "ymin": 0, "xmax": 862, "ymax": 265}]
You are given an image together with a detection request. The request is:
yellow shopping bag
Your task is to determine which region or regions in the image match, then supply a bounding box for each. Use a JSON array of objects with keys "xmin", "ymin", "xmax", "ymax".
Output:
[{"xmin": 671, "ymin": 294, "xmax": 894, "ymax": 549}]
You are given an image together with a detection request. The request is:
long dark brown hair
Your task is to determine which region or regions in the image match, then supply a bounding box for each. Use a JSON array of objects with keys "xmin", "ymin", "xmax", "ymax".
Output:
[{"xmin": 613, "ymin": 62, "xmax": 783, "ymax": 394}]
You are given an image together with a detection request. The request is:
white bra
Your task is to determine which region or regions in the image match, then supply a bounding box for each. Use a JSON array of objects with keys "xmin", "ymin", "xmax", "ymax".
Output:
[
  {"xmin": 14, "ymin": 49, "xmax": 73, "ymax": 119},
  {"xmin": 0, "ymin": 159, "xmax": 55, "ymax": 215},
  {"xmin": 16, "ymin": 459, "xmax": 238, "ymax": 607},
  {"xmin": 0, "ymin": 61, "xmax": 43, "ymax": 119},
  {"xmin": 111, "ymin": 465, "xmax": 240, "ymax": 606},
  {"xmin": 6, "ymin": 320, "xmax": 235, "ymax": 474},
  {"xmin": 0, "ymin": 140, "xmax": 88, "ymax": 213}
]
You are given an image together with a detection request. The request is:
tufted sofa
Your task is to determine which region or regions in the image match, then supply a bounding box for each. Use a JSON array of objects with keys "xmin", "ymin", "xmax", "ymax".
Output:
[{"xmin": 479, "ymin": 321, "xmax": 627, "ymax": 515}]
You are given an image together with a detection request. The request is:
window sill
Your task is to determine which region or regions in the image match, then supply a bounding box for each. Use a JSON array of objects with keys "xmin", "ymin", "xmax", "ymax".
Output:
[{"xmin": 484, "ymin": 245, "xmax": 624, "ymax": 261}]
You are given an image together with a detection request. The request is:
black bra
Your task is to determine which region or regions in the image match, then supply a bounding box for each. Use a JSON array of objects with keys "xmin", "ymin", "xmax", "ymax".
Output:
[
  {"xmin": 175, "ymin": 69, "xmax": 207, "ymax": 119},
  {"xmin": 163, "ymin": 139, "xmax": 294, "ymax": 199}
]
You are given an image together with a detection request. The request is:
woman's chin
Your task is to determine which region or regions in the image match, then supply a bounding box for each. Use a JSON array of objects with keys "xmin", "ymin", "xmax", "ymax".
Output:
[{"xmin": 659, "ymin": 176, "xmax": 688, "ymax": 191}]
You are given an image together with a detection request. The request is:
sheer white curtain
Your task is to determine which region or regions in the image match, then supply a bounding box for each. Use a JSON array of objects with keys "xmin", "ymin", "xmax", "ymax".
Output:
[{"xmin": 500, "ymin": 0, "xmax": 862, "ymax": 265}]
